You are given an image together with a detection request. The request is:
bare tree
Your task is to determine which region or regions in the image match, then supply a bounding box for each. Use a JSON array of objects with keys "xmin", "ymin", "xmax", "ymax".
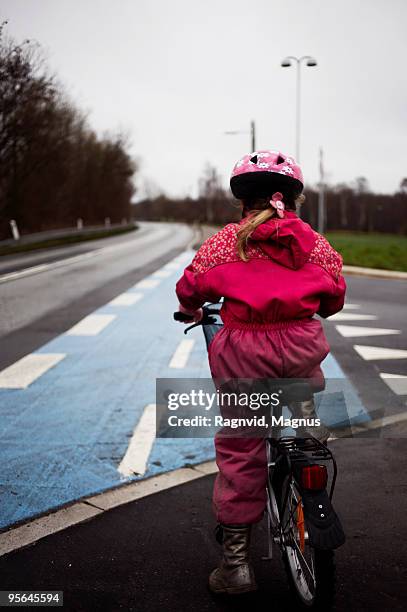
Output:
[
  {"xmin": 0, "ymin": 23, "xmax": 137, "ymax": 238},
  {"xmin": 198, "ymin": 163, "xmax": 225, "ymax": 223},
  {"xmin": 399, "ymin": 178, "xmax": 407, "ymax": 194}
]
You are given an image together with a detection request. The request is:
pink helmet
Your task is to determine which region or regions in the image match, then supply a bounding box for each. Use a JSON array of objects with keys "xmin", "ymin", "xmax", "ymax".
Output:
[{"xmin": 230, "ymin": 150, "xmax": 304, "ymax": 200}]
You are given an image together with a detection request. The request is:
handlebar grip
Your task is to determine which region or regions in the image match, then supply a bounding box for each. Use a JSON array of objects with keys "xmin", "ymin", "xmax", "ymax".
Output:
[{"xmin": 174, "ymin": 311, "xmax": 194, "ymax": 323}]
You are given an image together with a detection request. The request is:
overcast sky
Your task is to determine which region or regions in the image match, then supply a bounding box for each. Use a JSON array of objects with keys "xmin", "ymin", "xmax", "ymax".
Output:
[{"xmin": 2, "ymin": 0, "xmax": 406, "ymax": 198}]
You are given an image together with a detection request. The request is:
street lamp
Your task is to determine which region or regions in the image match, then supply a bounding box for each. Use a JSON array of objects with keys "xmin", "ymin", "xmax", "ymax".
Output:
[
  {"xmin": 225, "ymin": 120, "xmax": 256, "ymax": 152},
  {"xmin": 280, "ymin": 56, "xmax": 317, "ymax": 162}
]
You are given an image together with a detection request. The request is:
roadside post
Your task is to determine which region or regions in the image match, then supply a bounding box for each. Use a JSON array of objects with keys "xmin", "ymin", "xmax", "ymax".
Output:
[{"xmin": 9, "ymin": 220, "xmax": 20, "ymax": 241}]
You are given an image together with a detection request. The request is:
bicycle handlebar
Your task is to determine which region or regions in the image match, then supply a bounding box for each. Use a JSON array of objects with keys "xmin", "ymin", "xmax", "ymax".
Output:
[
  {"xmin": 173, "ymin": 305, "xmax": 220, "ymax": 334},
  {"xmin": 173, "ymin": 311, "xmax": 195, "ymax": 323}
]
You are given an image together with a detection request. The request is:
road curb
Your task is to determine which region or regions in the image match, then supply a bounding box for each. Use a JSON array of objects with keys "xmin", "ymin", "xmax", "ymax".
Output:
[
  {"xmin": 342, "ymin": 265, "xmax": 407, "ymax": 280},
  {"xmin": 0, "ymin": 461, "xmax": 217, "ymax": 558}
]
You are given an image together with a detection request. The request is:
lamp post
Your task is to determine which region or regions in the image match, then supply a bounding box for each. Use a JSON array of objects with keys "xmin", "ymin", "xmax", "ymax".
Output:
[
  {"xmin": 225, "ymin": 119, "xmax": 256, "ymax": 152},
  {"xmin": 250, "ymin": 120, "xmax": 256, "ymax": 152},
  {"xmin": 318, "ymin": 147, "xmax": 326, "ymax": 234},
  {"xmin": 280, "ymin": 56, "xmax": 317, "ymax": 163}
]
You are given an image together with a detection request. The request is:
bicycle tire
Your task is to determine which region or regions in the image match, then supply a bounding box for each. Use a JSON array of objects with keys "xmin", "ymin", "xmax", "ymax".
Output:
[{"xmin": 280, "ymin": 475, "xmax": 336, "ymax": 610}]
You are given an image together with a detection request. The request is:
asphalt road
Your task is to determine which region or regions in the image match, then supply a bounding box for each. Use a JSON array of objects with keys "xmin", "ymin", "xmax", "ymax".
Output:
[
  {"xmin": 1, "ymin": 227, "xmax": 405, "ymax": 418},
  {"xmin": 0, "ymin": 221, "xmax": 194, "ymax": 370},
  {"xmin": 323, "ymin": 274, "xmax": 407, "ymax": 434},
  {"xmin": 0, "ymin": 438, "xmax": 406, "ymax": 612},
  {"xmin": 0, "ymin": 222, "xmax": 406, "ymax": 611}
]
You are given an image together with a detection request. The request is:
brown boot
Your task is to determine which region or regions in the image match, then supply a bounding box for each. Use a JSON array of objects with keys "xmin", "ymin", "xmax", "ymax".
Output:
[
  {"xmin": 209, "ymin": 524, "xmax": 257, "ymax": 595},
  {"xmin": 289, "ymin": 398, "xmax": 330, "ymax": 443}
]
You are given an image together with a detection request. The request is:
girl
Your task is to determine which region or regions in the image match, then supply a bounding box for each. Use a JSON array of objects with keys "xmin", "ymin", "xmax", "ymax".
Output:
[{"xmin": 175, "ymin": 150, "xmax": 346, "ymax": 595}]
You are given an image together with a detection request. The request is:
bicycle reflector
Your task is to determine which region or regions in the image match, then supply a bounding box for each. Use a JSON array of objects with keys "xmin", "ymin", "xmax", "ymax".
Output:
[{"xmin": 300, "ymin": 465, "xmax": 328, "ymax": 490}]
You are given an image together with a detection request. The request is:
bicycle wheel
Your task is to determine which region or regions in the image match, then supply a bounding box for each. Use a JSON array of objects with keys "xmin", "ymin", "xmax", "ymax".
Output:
[
  {"xmin": 266, "ymin": 443, "xmax": 280, "ymax": 532},
  {"xmin": 280, "ymin": 475, "xmax": 335, "ymax": 609}
]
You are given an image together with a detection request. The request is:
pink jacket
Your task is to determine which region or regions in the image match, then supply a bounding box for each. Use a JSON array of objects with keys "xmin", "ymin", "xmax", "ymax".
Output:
[{"xmin": 176, "ymin": 212, "xmax": 346, "ymax": 387}]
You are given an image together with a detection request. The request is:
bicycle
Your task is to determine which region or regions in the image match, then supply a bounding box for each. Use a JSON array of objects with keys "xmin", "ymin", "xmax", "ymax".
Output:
[{"xmin": 174, "ymin": 303, "xmax": 346, "ymax": 609}]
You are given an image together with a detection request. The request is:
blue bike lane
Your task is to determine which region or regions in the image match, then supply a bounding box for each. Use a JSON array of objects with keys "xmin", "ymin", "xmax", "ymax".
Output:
[{"xmin": 0, "ymin": 251, "xmax": 369, "ymax": 530}]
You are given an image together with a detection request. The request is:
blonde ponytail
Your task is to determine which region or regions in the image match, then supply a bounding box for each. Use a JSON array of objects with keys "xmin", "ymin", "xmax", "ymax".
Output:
[
  {"xmin": 236, "ymin": 193, "xmax": 305, "ymax": 261},
  {"xmin": 237, "ymin": 207, "xmax": 276, "ymax": 261}
]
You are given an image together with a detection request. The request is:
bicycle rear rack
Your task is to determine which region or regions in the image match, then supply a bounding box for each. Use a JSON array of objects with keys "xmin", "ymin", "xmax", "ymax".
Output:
[{"xmin": 267, "ymin": 436, "xmax": 338, "ymax": 501}]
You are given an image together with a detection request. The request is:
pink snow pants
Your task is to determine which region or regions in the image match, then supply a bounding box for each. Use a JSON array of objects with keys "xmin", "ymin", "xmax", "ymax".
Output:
[{"xmin": 208, "ymin": 319, "xmax": 329, "ymax": 525}]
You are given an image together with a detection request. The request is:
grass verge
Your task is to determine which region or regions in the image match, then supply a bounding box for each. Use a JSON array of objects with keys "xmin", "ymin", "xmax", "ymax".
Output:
[
  {"xmin": 0, "ymin": 225, "xmax": 137, "ymax": 257},
  {"xmin": 325, "ymin": 232, "xmax": 407, "ymax": 272},
  {"xmin": 200, "ymin": 226, "xmax": 407, "ymax": 272}
]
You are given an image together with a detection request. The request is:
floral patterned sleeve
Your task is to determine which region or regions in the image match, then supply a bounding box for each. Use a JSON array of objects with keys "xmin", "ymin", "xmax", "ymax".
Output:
[
  {"xmin": 175, "ymin": 229, "xmax": 232, "ymax": 311},
  {"xmin": 308, "ymin": 233, "xmax": 346, "ymax": 318}
]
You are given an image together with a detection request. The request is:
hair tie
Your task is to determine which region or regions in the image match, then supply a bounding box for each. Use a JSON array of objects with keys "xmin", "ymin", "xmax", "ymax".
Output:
[{"xmin": 270, "ymin": 192, "xmax": 285, "ymax": 218}]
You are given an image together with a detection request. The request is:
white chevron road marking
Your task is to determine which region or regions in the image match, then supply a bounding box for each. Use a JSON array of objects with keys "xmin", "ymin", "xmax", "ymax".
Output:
[
  {"xmin": 354, "ymin": 345, "xmax": 407, "ymax": 361},
  {"xmin": 336, "ymin": 325, "xmax": 401, "ymax": 338},
  {"xmin": 331, "ymin": 411, "xmax": 407, "ymax": 439},
  {"xmin": 328, "ymin": 313, "xmax": 377, "ymax": 322},
  {"xmin": 0, "ymin": 353, "xmax": 66, "ymax": 389},
  {"xmin": 380, "ymin": 373, "xmax": 407, "ymax": 395},
  {"xmin": 343, "ymin": 303, "xmax": 361, "ymax": 310}
]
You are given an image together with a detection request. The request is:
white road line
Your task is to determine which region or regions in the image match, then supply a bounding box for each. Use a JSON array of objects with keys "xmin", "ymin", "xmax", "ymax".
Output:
[
  {"xmin": 118, "ymin": 404, "xmax": 156, "ymax": 477},
  {"xmin": 153, "ymin": 269, "xmax": 173, "ymax": 278},
  {"xmin": 371, "ymin": 412, "xmax": 407, "ymax": 428},
  {"xmin": 0, "ymin": 354, "xmax": 66, "ymax": 389},
  {"xmin": 0, "ymin": 225, "xmax": 172, "ymax": 285},
  {"xmin": 109, "ymin": 292, "xmax": 143, "ymax": 306},
  {"xmin": 328, "ymin": 313, "xmax": 377, "ymax": 322},
  {"xmin": 0, "ymin": 252, "xmax": 98, "ymax": 285},
  {"xmin": 354, "ymin": 345, "xmax": 407, "ymax": 361},
  {"xmin": 331, "ymin": 411, "xmax": 407, "ymax": 439},
  {"xmin": 380, "ymin": 373, "xmax": 407, "ymax": 395},
  {"xmin": 336, "ymin": 325, "xmax": 401, "ymax": 338},
  {"xmin": 164, "ymin": 262, "xmax": 183, "ymax": 270},
  {"xmin": 169, "ymin": 339, "xmax": 195, "ymax": 368},
  {"xmin": 343, "ymin": 303, "xmax": 361, "ymax": 310},
  {"xmin": 66, "ymin": 314, "xmax": 116, "ymax": 336},
  {"xmin": 0, "ymin": 241, "xmax": 186, "ymax": 286},
  {"xmin": 0, "ymin": 264, "xmax": 48, "ymax": 283},
  {"xmin": 135, "ymin": 278, "xmax": 161, "ymax": 289}
]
